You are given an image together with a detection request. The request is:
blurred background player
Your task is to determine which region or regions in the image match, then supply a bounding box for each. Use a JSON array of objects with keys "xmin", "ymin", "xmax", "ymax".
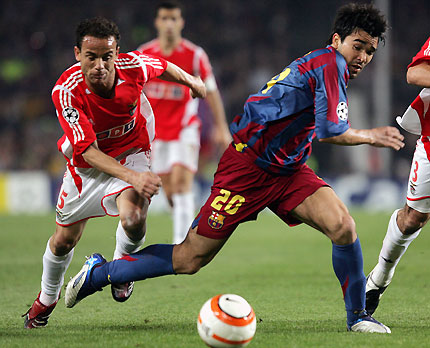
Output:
[
  {"xmin": 138, "ymin": 1, "xmax": 232, "ymax": 244},
  {"xmin": 366, "ymin": 36, "xmax": 430, "ymax": 315},
  {"xmin": 23, "ymin": 16, "xmax": 206, "ymax": 329},
  {"xmin": 67, "ymin": 3, "xmax": 404, "ymax": 333}
]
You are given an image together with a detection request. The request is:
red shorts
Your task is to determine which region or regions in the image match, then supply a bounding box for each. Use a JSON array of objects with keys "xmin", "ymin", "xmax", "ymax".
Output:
[{"xmin": 192, "ymin": 145, "xmax": 328, "ymax": 239}]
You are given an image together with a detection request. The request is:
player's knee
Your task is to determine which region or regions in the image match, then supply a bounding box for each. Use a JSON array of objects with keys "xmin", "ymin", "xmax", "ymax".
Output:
[
  {"xmin": 173, "ymin": 244, "xmax": 211, "ymax": 275},
  {"xmin": 121, "ymin": 210, "xmax": 147, "ymax": 240},
  {"xmin": 400, "ymin": 208, "xmax": 430, "ymax": 234},
  {"xmin": 51, "ymin": 234, "xmax": 76, "ymax": 255},
  {"xmin": 180, "ymin": 256, "xmax": 208, "ymax": 274},
  {"xmin": 327, "ymin": 213, "xmax": 356, "ymax": 245}
]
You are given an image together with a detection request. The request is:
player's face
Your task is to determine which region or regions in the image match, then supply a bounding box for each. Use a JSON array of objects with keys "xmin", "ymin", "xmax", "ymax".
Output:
[
  {"xmin": 332, "ymin": 29, "xmax": 378, "ymax": 79},
  {"xmin": 74, "ymin": 35, "xmax": 119, "ymax": 92},
  {"xmin": 155, "ymin": 8, "xmax": 184, "ymax": 41}
]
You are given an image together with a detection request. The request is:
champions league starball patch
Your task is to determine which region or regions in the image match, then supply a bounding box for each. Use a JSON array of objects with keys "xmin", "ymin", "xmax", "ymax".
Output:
[
  {"xmin": 62, "ymin": 107, "xmax": 80, "ymax": 125},
  {"xmin": 208, "ymin": 211, "xmax": 225, "ymax": 229},
  {"xmin": 336, "ymin": 102, "xmax": 348, "ymax": 121}
]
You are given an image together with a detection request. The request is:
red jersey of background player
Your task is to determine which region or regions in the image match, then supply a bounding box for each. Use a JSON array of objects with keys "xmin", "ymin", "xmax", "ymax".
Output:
[
  {"xmin": 408, "ymin": 36, "xmax": 430, "ymax": 69},
  {"xmin": 53, "ymin": 51, "xmax": 167, "ymax": 168},
  {"xmin": 138, "ymin": 38, "xmax": 214, "ymax": 140},
  {"xmin": 396, "ymin": 37, "xmax": 430, "ymax": 136}
]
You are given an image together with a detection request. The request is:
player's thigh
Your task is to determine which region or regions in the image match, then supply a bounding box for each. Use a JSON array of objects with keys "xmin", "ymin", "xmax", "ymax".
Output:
[
  {"xmin": 173, "ymin": 226, "xmax": 228, "ymax": 274},
  {"xmin": 51, "ymin": 220, "xmax": 87, "ymax": 255},
  {"xmin": 117, "ymin": 188, "xmax": 149, "ymax": 229},
  {"xmin": 291, "ymin": 186, "xmax": 356, "ymax": 244}
]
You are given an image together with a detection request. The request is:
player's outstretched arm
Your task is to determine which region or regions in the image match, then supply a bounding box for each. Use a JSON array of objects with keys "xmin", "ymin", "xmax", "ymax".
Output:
[
  {"xmin": 159, "ymin": 61, "xmax": 206, "ymax": 99},
  {"xmin": 407, "ymin": 61, "xmax": 430, "ymax": 87},
  {"xmin": 319, "ymin": 127, "xmax": 405, "ymax": 150},
  {"xmin": 205, "ymin": 89, "xmax": 232, "ymax": 150},
  {"xmin": 82, "ymin": 144, "xmax": 161, "ymax": 199}
]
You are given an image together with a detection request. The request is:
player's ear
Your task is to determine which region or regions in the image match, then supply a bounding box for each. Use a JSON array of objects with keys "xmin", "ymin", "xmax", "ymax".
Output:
[
  {"xmin": 74, "ymin": 46, "xmax": 81, "ymax": 62},
  {"xmin": 331, "ymin": 33, "xmax": 341, "ymax": 49}
]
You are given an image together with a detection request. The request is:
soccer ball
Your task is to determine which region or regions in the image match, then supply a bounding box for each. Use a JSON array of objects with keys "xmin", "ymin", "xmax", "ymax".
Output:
[{"xmin": 197, "ymin": 294, "xmax": 256, "ymax": 347}]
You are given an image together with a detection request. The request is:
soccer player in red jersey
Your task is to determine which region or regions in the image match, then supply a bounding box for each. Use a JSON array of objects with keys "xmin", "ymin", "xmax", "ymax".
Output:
[
  {"xmin": 23, "ymin": 16, "xmax": 206, "ymax": 329},
  {"xmin": 67, "ymin": 4, "xmax": 403, "ymax": 333},
  {"xmin": 366, "ymin": 36, "xmax": 430, "ymax": 314},
  {"xmin": 138, "ymin": 1, "xmax": 231, "ymax": 244}
]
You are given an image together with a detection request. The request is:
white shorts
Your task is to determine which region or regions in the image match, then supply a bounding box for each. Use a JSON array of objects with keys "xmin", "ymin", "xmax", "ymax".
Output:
[
  {"xmin": 151, "ymin": 124, "xmax": 200, "ymax": 175},
  {"xmin": 406, "ymin": 137, "xmax": 430, "ymax": 213},
  {"xmin": 56, "ymin": 151, "xmax": 151, "ymax": 226}
]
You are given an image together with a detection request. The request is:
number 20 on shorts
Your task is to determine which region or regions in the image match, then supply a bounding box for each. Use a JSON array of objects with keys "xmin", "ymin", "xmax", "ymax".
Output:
[{"xmin": 210, "ymin": 189, "xmax": 245, "ymax": 215}]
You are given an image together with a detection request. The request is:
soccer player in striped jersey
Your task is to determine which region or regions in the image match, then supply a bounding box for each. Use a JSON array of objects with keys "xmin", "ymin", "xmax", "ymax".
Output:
[
  {"xmin": 138, "ymin": 1, "xmax": 231, "ymax": 244},
  {"xmin": 23, "ymin": 16, "xmax": 206, "ymax": 329},
  {"xmin": 366, "ymin": 36, "xmax": 430, "ymax": 315},
  {"xmin": 66, "ymin": 4, "xmax": 403, "ymax": 333}
]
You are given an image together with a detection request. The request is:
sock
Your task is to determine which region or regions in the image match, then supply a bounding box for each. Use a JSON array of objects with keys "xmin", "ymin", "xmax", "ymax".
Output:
[
  {"xmin": 172, "ymin": 192, "xmax": 194, "ymax": 244},
  {"xmin": 371, "ymin": 209, "xmax": 421, "ymax": 287},
  {"xmin": 91, "ymin": 244, "xmax": 175, "ymax": 288},
  {"xmin": 332, "ymin": 238, "xmax": 366, "ymax": 325},
  {"xmin": 113, "ymin": 220, "xmax": 146, "ymax": 260},
  {"xmin": 40, "ymin": 239, "xmax": 74, "ymax": 306}
]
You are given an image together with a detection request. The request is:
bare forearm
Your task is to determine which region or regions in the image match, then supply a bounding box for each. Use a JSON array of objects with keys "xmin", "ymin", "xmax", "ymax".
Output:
[
  {"xmin": 407, "ymin": 63, "xmax": 430, "ymax": 87},
  {"xmin": 159, "ymin": 62, "xmax": 204, "ymax": 95},
  {"xmin": 206, "ymin": 90, "xmax": 228, "ymax": 127},
  {"xmin": 319, "ymin": 128, "xmax": 374, "ymax": 146},
  {"xmin": 81, "ymin": 144, "xmax": 161, "ymax": 199},
  {"xmin": 319, "ymin": 127, "xmax": 404, "ymax": 150},
  {"xmin": 82, "ymin": 144, "xmax": 136, "ymax": 183}
]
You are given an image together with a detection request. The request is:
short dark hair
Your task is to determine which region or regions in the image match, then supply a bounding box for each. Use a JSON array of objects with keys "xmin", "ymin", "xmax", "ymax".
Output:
[
  {"xmin": 76, "ymin": 17, "xmax": 121, "ymax": 49},
  {"xmin": 326, "ymin": 3, "xmax": 388, "ymax": 45},
  {"xmin": 155, "ymin": 1, "xmax": 184, "ymax": 17}
]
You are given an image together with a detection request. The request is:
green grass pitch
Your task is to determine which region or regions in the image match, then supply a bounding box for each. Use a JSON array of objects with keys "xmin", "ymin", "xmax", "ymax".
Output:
[{"xmin": 1, "ymin": 210, "xmax": 429, "ymax": 347}]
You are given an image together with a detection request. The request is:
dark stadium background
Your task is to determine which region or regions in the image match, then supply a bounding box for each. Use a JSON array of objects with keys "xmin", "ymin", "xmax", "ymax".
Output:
[{"xmin": 0, "ymin": 0, "xmax": 428, "ymax": 196}]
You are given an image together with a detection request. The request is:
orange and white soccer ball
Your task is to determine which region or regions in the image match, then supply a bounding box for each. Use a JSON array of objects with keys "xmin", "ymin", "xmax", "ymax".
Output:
[{"xmin": 197, "ymin": 294, "xmax": 256, "ymax": 347}]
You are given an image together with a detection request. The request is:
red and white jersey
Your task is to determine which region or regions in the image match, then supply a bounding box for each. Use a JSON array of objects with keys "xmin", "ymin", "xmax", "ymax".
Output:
[
  {"xmin": 138, "ymin": 38, "xmax": 215, "ymax": 141},
  {"xmin": 408, "ymin": 36, "xmax": 430, "ymax": 69},
  {"xmin": 397, "ymin": 37, "xmax": 430, "ymax": 136},
  {"xmin": 53, "ymin": 51, "xmax": 167, "ymax": 168}
]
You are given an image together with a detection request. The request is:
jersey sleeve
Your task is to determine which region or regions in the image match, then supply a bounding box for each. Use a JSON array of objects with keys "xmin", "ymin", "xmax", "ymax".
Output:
[
  {"xmin": 313, "ymin": 53, "xmax": 350, "ymax": 139},
  {"xmin": 408, "ymin": 37, "xmax": 430, "ymax": 69},
  {"xmin": 52, "ymin": 86, "xmax": 96, "ymax": 157},
  {"xmin": 133, "ymin": 51, "xmax": 168, "ymax": 82}
]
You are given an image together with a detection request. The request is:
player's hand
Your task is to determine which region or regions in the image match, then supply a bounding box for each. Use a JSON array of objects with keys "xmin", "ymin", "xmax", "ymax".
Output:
[
  {"xmin": 369, "ymin": 126, "xmax": 405, "ymax": 150},
  {"xmin": 190, "ymin": 76, "xmax": 207, "ymax": 99},
  {"xmin": 132, "ymin": 171, "xmax": 162, "ymax": 199}
]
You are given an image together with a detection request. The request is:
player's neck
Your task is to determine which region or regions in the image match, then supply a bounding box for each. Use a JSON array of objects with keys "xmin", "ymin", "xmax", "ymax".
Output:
[{"xmin": 159, "ymin": 36, "xmax": 181, "ymax": 55}]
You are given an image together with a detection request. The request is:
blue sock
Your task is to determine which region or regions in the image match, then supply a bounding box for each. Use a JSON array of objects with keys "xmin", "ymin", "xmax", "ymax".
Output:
[
  {"xmin": 91, "ymin": 244, "xmax": 175, "ymax": 288},
  {"xmin": 332, "ymin": 238, "xmax": 366, "ymax": 325}
]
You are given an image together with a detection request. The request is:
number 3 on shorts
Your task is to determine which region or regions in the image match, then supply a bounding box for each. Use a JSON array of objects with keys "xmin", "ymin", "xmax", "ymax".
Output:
[{"xmin": 210, "ymin": 189, "xmax": 245, "ymax": 215}]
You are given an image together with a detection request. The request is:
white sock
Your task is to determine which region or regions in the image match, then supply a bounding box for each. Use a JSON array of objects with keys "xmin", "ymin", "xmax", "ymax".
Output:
[
  {"xmin": 113, "ymin": 221, "xmax": 146, "ymax": 260},
  {"xmin": 372, "ymin": 209, "xmax": 421, "ymax": 287},
  {"xmin": 40, "ymin": 239, "xmax": 74, "ymax": 306},
  {"xmin": 172, "ymin": 192, "xmax": 194, "ymax": 244}
]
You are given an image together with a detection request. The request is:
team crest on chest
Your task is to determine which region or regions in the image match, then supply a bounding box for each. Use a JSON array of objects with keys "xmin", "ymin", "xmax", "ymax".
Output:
[
  {"xmin": 128, "ymin": 99, "xmax": 138, "ymax": 116},
  {"xmin": 208, "ymin": 211, "xmax": 225, "ymax": 229},
  {"xmin": 336, "ymin": 102, "xmax": 348, "ymax": 121}
]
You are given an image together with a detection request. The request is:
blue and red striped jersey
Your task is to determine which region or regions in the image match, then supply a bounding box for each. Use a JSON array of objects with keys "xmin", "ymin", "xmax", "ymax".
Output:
[{"xmin": 230, "ymin": 46, "xmax": 350, "ymax": 175}]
